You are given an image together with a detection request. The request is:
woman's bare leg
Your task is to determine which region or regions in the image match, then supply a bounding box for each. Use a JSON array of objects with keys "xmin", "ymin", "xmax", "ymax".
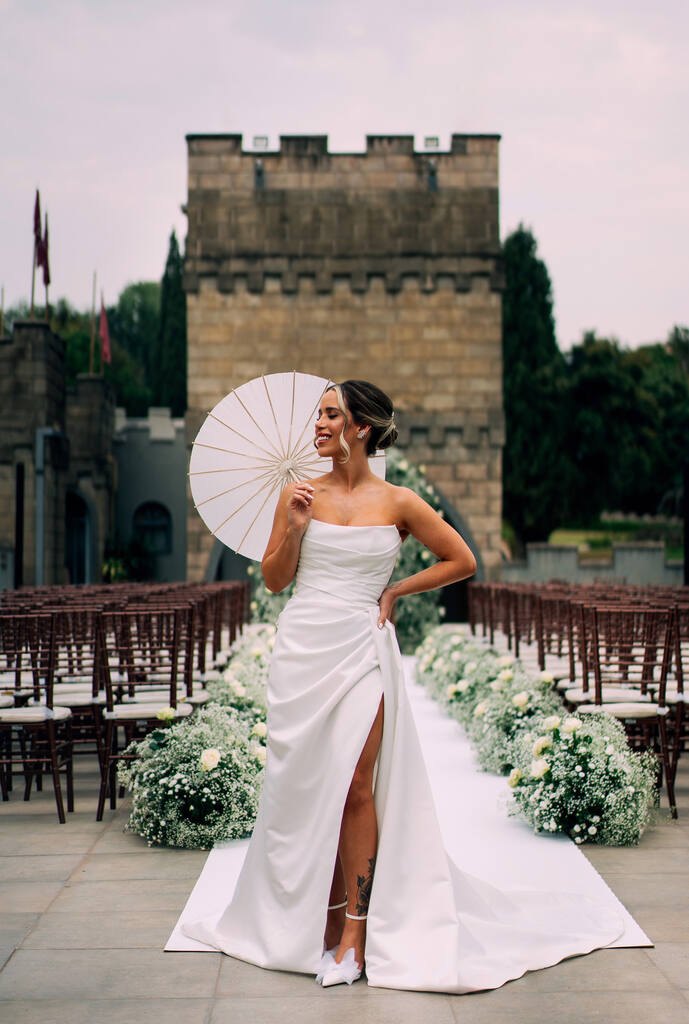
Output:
[
  {"xmin": 333, "ymin": 696, "xmax": 384, "ymax": 966},
  {"xmin": 324, "ymin": 855, "xmax": 347, "ymax": 950}
]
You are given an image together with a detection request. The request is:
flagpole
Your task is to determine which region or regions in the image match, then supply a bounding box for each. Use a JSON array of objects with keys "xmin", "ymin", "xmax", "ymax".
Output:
[
  {"xmin": 89, "ymin": 271, "xmax": 97, "ymax": 374},
  {"xmin": 30, "ymin": 241, "xmax": 36, "ymax": 318}
]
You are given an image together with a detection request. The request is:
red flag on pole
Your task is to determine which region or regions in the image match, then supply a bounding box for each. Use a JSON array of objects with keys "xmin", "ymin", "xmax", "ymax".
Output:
[
  {"xmin": 99, "ymin": 293, "xmax": 111, "ymax": 366},
  {"xmin": 40, "ymin": 214, "xmax": 50, "ymax": 287}
]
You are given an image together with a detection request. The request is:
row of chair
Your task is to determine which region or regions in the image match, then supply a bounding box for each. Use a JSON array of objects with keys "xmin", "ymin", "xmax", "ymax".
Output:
[
  {"xmin": 0, "ymin": 581, "xmax": 250, "ymax": 822},
  {"xmin": 468, "ymin": 582, "xmax": 688, "ymax": 818}
]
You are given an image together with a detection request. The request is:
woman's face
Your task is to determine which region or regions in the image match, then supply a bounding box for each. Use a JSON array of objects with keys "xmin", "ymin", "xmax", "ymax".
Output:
[{"xmin": 314, "ymin": 388, "xmax": 359, "ymax": 457}]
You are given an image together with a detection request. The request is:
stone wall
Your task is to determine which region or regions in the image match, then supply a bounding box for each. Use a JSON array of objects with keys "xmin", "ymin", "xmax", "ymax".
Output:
[
  {"xmin": 502, "ymin": 543, "xmax": 683, "ymax": 587},
  {"xmin": 184, "ymin": 133, "xmax": 503, "ymax": 581},
  {"xmin": 0, "ymin": 320, "xmax": 115, "ymax": 587}
]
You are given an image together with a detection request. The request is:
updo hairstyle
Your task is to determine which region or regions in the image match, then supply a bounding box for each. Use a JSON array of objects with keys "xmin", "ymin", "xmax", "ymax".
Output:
[{"xmin": 328, "ymin": 379, "xmax": 398, "ymax": 463}]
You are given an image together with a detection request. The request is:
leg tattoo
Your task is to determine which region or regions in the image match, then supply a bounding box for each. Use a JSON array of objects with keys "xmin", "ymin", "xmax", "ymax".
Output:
[{"xmin": 355, "ymin": 856, "xmax": 376, "ymax": 916}]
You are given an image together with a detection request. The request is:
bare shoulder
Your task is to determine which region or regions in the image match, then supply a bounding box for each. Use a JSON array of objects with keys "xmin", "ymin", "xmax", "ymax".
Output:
[{"xmin": 389, "ymin": 483, "xmax": 431, "ymax": 521}]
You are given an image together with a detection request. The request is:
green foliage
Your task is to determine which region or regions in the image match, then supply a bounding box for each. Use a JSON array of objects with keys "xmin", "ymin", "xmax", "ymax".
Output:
[
  {"xmin": 502, "ymin": 226, "xmax": 572, "ymax": 543},
  {"xmin": 154, "ymin": 230, "xmax": 187, "ymax": 416},
  {"xmin": 503, "ymin": 221, "xmax": 689, "ymax": 537},
  {"xmin": 107, "ymin": 281, "xmax": 161, "ymax": 389},
  {"xmin": 564, "ymin": 332, "xmax": 689, "ymax": 523}
]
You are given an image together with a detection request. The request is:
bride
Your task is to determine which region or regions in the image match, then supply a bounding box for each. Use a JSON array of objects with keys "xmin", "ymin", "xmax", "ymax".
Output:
[{"xmin": 180, "ymin": 378, "xmax": 622, "ymax": 992}]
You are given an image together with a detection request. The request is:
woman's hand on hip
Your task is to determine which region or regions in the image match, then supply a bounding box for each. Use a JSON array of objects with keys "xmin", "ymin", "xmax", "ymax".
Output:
[{"xmin": 377, "ymin": 585, "xmax": 398, "ymax": 629}]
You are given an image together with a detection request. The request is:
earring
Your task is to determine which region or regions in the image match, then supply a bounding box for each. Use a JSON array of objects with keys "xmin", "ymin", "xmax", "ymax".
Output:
[{"xmin": 357, "ymin": 430, "xmax": 367, "ymax": 439}]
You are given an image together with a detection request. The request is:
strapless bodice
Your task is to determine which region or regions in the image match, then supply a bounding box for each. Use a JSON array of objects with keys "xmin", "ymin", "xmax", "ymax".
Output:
[{"xmin": 292, "ymin": 519, "xmax": 402, "ymax": 609}]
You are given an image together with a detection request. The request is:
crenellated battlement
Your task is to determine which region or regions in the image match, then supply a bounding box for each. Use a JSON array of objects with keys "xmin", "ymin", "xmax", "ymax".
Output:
[{"xmin": 184, "ymin": 133, "xmax": 501, "ymax": 296}]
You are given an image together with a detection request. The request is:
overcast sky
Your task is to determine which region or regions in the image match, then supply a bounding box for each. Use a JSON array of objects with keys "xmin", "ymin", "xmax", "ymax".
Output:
[{"xmin": 2, "ymin": 0, "xmax": 686, "ymax": 349}]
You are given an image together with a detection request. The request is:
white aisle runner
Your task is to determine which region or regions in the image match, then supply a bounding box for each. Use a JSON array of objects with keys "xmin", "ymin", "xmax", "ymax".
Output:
[{"xmin": 166, "ymin": 656, "xmax": 650, "ymax": 952}]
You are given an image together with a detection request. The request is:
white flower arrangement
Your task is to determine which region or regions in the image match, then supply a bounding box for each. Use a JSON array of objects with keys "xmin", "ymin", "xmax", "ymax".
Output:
[
  {"xmin": 118, "ymin": 704, "xmax": 265, "ymax": 849},
  {"xmin": 510, "ymin": 712, "xmax": 656, "ymax": 845},
  {"xmin": 416, "ymin": 626, "xmax": 658, "ymax": 845}
]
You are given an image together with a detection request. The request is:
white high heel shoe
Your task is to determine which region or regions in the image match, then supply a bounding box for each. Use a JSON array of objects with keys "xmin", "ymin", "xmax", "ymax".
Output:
[
  {"xmin": 316, "ymin": 899, "xmax": 348, "ymax": 983},
  {"xmin": 319, "ymin": 912, "xmax": 366, "ymax": 988}
]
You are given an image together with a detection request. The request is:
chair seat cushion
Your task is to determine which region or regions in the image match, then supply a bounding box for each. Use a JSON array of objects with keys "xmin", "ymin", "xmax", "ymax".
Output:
[
  {"xmin": 0, "ymin": 705, "xmax": 72, "ymax": 723},
  {"xmin": 0, "ymin": 695, "xmax": 15, "ymax": 708},
  {"xmin": 578, "ymin": 702, "xmax": 661, "ymax": 719},
  {"xmin": 103, "ymin": 703, "xmax": 193, "ymax": 721},
  {"xmin": 32, "ymin": 692, "xmax": 106, "ymax": 708},
  {"xmin": 564, "ymin": 686, "xmax": 650, "ymax": 704},
  {"xmin": 185, "ymin": 691, "xmax": 210, "ymax": 706}
]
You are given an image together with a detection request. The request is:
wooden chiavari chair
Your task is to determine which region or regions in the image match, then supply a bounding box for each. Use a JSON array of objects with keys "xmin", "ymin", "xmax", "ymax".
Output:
[{"xmin": 0, "ymin": 612, "xmax": 74, "ymax": 822}]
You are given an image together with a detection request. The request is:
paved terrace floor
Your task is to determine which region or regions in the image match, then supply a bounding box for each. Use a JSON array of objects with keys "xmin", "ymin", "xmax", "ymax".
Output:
[{"xmin": 1, "ymin": 661, "xmax": 688, "ymax": 1023}]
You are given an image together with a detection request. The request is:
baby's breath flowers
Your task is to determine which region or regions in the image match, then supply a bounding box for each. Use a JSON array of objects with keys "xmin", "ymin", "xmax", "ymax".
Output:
[
  {"xmin": 416, "ymin": 625, "xmax": 657, "ymax": 845},
  {"xmin": 118, "ymin": 705, "xmax": 265, "ymax": 849}
]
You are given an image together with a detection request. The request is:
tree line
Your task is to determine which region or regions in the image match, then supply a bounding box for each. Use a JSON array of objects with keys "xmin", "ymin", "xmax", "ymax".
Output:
[{"xmin": 503, "ymin": 225, "xmax": 688, "ymax": 544}]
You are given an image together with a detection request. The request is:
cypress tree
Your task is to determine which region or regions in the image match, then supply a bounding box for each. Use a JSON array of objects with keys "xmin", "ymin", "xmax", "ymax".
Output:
[
  {"xmin": 502, "ymin": 225, "xmax": 570, "ymax": 544},
  {"xmin": 156, "ymin": 230, "xmax": 187, "ymax": 416}
]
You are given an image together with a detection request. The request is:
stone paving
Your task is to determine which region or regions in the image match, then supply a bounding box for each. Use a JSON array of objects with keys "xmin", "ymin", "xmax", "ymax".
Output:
[{"xmin": 1, "ymin": 695, "xmax": 688, "ymax": 1022}]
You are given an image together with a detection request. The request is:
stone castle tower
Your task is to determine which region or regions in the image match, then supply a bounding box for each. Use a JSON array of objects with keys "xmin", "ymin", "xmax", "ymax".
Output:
[{"xmin": 183, "ymin": 133, "xmax": 504, "ymax": 583}]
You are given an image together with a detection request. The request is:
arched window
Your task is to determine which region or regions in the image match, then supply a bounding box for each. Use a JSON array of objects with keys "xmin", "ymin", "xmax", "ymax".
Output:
[{"xmin": 133, "ymin": 502, "xmax": 172, "ymax": 555}]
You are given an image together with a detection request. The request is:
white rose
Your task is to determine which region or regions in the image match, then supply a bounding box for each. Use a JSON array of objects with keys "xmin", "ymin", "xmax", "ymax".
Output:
[
  {"xmin": 252, "ymin": 721, "xmax": 268, "ymax": 738},
  {"xmin": 230, "ymin": 681, "xmax": 247, "ymax": 697},
  {"xmin": 250, "ymin": 645, "xmax": 264, "ymax": 658},
  {"xmin": 561, "ymin": 717, "xmax": 582, "ymax": 734},
  {"xmin": 497, "ymin": 655, "xmax": 514, "ymax": 668},
  {"xmin": 450, "ymin": 651, "xmax": 461, "ymax": 662},
  {"xmin": 540, "ymin": 671, "xmax": 554, "ymax": 684},
  {"xmin": 532, "ymin": 736, "xmax": 552, "ymax": 756},
  {"xmin": 512, "ymin": 691, "xmax": 529, "ymax": 711},
  {"xmin": 573, "ymin": 824, "xmax": 581, "ymax": 833},
  {"xmin": 445, "ymin": 683, "xmax": 460, "ymax": 698},
  {"xmin": 543, "ymin": 715, "xmax": 561, "ymax": 731},
  {"xmin": 490, "ymin": 678, "xmax": 505, "ymax": 692},
  {"xmin": 508, "ymin": 767, "xmax": 522, "ymax": 788},
  {"xmin": 250, "ymin": 741, "xmax": 267, "ymax": 765},
  {"xmin": 432, "ymin": 658, "xmax": 446, "ymax": 672},
  {"xmin": 464, "ymin": 661, "xmax": 478, "ymax": 675},
  {"xmin": 156, "ymin": 706, "xmax": 176, "ymax": 721},
  {"xmin": 474, "ymin": 700, "xmax": 489, "ymax": 718},
  {"xmin": 250, "ymin": 600, "xmax": 258, "ymax": 612},
  {"xmin": 497, "ymin": 668, "xmax": 514, "ymax": 682},
  {"xmin": 588, "ymin": 826, "xmax": 598, "ymax": 836},
  {"xmin": 200, "ymin": 748, "xmax": 221, "ymax": 772},
  {"xmin": 398, "ymin": 459, "xmax": 409, "ymax": 471},
  {"xmin": 529, "ymin": 758, "xmax": 550, "ymax": 780}
]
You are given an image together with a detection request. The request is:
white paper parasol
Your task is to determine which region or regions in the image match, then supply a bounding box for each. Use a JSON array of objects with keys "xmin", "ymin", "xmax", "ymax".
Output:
[{"xmin": 189, "ymin": 371, "xmax": 386, "ymax": 562}]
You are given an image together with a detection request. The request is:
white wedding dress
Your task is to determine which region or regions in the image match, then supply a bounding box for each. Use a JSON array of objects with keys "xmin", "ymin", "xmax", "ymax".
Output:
[{"xmin": 178, "ymin": 519, "xmax": 623, "ymax": 992}]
